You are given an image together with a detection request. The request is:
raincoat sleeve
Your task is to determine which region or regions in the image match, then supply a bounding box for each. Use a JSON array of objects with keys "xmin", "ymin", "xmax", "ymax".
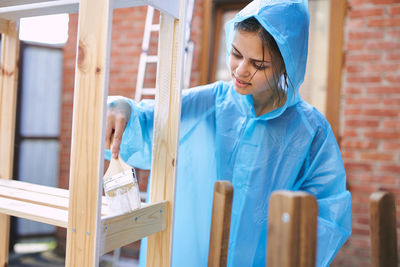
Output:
[
  {"xmin": 104, "ymin": 97, "xmax": 155, "ymax": 169},
  {"xmin": 104, "ymin": 82, "xmax": 222, "ymax": 169},
  {"xmin": 299, "ymin": 126, "xmax": 352, "ymax": 267}
]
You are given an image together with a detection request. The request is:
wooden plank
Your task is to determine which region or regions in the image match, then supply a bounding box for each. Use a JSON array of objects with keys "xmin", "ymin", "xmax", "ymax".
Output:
[
  {"xmin": 145, "ymin": 0, "xmax": 187, "ymax": 264},
  {"xmin": 325, "ymin": 0, "xmax": 347, "ymax": 142},
  {"xmin": 0, "ymin": 0, "xmax": 58, "ymax": 8},
  {"xmin": 0, "ymin": 0, "xmax": 79, "ymax": 20},
  {"xmin": 370, "ymin": 191, "xmax": 398, "ymax": 267},
  {"xmin": 0, "ymin": 18, "xmax": 8, "ymax": 33},
  {"xmin": 100, "ymin": 201, "xmax": 166, "ymax": 255},
  {"xmin": 200, "ymin": 0, "xmax": 212, "ymax": 84},
  {"xmin": 0, "ymin": 178, "xmax": 110, "ymax": 210},
  {"xmin": 208, "ymin": 181, "xmax": 233, "ymax": 267},
  {"xmin": 0, "ymin": 196, "xmax": 68, "ymax": 227},
  {"xmin": 0, "ymin": 0, "xmax": 179, "ymax": 20},
  {"xmin": 0, "ymin": 20, "xmax": 19, "ymax": 267},
  {"xmin": 267, "ymin": 191, "xmax": 317, "ymax": 267},
  {"xmin": 0, "ymin": 177, "xmax": 69, "ymax": 198},
  {"xmin": 65, "ymin": 0, "xmax": 113, "ymax": 265}
]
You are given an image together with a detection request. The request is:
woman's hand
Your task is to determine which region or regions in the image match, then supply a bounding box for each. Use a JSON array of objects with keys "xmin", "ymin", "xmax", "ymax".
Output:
[{"xmin": 105, "ymin": 99, "xmax": 131, "ymax": 158}]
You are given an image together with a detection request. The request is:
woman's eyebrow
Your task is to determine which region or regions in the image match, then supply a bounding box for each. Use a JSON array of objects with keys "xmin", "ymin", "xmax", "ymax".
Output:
[{"xmin": 232, "ymin": 44, "xmax": 271, "ymax": 63}]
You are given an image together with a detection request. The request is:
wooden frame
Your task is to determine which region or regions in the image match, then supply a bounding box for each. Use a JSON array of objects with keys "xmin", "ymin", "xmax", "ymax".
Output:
[
  {"xmin": 325, "ymin": 0, "xmax": 347, "ymax": 141},
  {"xmin": 0, "ymin": 19, "xmax": 20, "ymax": 267},
  {"xmin": 0, "ymin": 0, "xmax": 187, "ymax": 266}
]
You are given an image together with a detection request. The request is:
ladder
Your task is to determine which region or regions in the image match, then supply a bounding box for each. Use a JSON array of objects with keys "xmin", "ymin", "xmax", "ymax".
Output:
[
  {"xmin": 135, "ymin": 0, "xmax": 194, "ymax": 101},
  {"xmin": 0, "ymin": 0, "xmax": 187, "ymax": 266}
]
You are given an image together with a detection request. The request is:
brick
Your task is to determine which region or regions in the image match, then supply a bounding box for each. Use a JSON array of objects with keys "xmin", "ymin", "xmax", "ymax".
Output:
[
  {"xmin": 346, "ymin": 75, "xmax": 382, "ymax": 83},
  {"xmin": 383, "ymin": 141, "xmax": 400, "ymax": 150},
  {"xmin": 365, "ymin": 41, "xmax": 400, "ymax": 50},
  {"xmin": 361, "ymin": 174, "xmax": 398, "ymax": 184},
  {"xmin": 383, "ymin": 120, "xmax": 400, "ymax": 128},
  {"xmin": 344, "ymin": 87, "xmax": 362, "ymax": 94},
  {"xmin": 386, "ymin": 53, "xmax": 400, "ymax": 61},
  {"xmin": 346, "ymin": 64, "xmax": 365, "ymax": 73},
  {"xmin": 342, "ymin": 129, "xmax": 359, "ymax": 137},
  {"xmin": 349, "ymin": 7, "xmax": 385, "ymax": 18},
  {"xmin": 345, "ymin": 97, "xmax": 380, "ymax": 105},
  {"xmin": 366, "ymin": 63, "xmax": 399, "ymax": 72},
  {"xmin": 346, "ymin": 41, "xmax": 365, "ymax": 51},
  {"xmin": 367, "ymin": 86, "xmax": 400, "ymax": 94},
  {"xmin": 389, "ymin": 6, "xmax": 400, "ymax": 15},
  {"xmin": 360, "ymin": 152, "xmax": 394, "ymax": 161},
  {"xmin": 343, "ymin": 108, "xmax": 362, "ymax": 116},
  {"xmin": 341, "ymin": 140, "xmax": 378, "ymax": 150},
  {"xmin": 346, "ymin": 53, "xmax": 382, "ymax": 62},
  {"xmin": 383, "ymin": 98, "xmax": 400, "ymax": 105},
  {"xmin": 348, "ymin": 30, "xmax": 385, "ymax": 40},
  {"xmin": 344, "ymin": 162, "xmax": 373, "ymax": 171},
  {"xmin": 362, "ymin": 108, "xmax": 399, "ymax": 117},
  {"xmin": 364, "ymin": 131, "xmax": 400, "ymax": 139},
  {"xmin": 345, "ymin": 119, "xmax": 380, "ymax": 127},
  {"xmin": 370, "ymin": 0, "xmax": 400, "ymax": 4}
]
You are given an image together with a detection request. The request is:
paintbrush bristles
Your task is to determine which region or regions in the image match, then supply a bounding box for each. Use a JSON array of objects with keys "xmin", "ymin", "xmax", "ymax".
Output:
[{"xmin": 103, "ymin": 156, "xmax": 141, "ymax": 215}]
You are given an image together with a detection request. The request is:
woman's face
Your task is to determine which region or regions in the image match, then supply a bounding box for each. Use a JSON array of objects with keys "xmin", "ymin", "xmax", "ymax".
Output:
[{"xmin": 229, "ymin": 30, "xmax": 275, "ymax": 101}]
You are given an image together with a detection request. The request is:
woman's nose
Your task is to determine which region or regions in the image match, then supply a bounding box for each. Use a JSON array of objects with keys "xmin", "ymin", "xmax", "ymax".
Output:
[{"xmin": 236, "ymin": 59, "xmax": 250, "ymax": 77}]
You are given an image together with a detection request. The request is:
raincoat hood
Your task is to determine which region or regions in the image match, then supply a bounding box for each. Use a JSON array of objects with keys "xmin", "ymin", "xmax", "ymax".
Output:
[{"xmin": 225, "ymin": 0, "xmax": 309, "ymax": 115}]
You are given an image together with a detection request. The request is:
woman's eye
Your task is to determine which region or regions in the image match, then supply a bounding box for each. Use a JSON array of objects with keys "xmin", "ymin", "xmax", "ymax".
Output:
[
  {"xmin": 253, "ymin": 63, "xmax": 267, "ymax": 70},
  {"xmin": 231, "ymin": 51, "xmax": 241, "ymax": 58}
]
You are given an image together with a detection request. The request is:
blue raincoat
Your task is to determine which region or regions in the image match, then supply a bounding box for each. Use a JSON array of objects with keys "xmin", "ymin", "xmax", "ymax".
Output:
[{"xmin": 106, "ymin": 0, "xmax": 352, "ymax": 266}]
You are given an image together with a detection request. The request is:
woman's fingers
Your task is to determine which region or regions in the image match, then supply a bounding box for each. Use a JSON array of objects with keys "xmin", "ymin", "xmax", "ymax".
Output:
[{"xmin": 110, "ymin": 113, "xmax": 127, "ymax": 158}]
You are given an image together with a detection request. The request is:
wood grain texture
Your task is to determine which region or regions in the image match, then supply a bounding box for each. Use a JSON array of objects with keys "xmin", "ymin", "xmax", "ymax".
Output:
[
  {"xmin": 370, "ymin": 191, "xmax": 398, "ymax": 267},
  {"xmin": 0, "ymin": 0, "xmax": 179, "ymax": 20},
  {"xmin": 0, "ymin": 20, "xmax": 19, "ymax": 267},
  {"xmin": 325, "ymin": 0, "xmax": 347, "ymax": 141},
  {"xmin": 208, "ymin": 181, "xmax": 233, "ymax": 267},
  {"xmin": 100, "ymin": 201, "xmax": 166, "ymax": 255},
  {"xmin": 146, "ymin": 1, "xmax": 187, "ymax": 266},
  {"xmin": 267, "ymin": 191, "xmax": 317, "ymax": 267},
  {"xmin": 65, "ymin": 0, "xmax": 113, "ymax": 265}
]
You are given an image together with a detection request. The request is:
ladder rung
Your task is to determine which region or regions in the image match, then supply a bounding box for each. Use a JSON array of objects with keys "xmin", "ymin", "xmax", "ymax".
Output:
[
  {"xmin": 146, "ymin": 55, "xmax": 158, "ymax": 63},
  {"xmin": 150, "ymin": 24, "xmax": 160, "ymax": 31},
  {"xmin": 0, "ymin": 0, "xmax": 180, "ymax": 20},
  {"xmin": 142, "ymin": 88, "xmax": 156, "ymax": 95}
]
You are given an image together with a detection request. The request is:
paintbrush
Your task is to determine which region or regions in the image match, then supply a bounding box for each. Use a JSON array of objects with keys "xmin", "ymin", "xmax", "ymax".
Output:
[{"xmin": 103, "ymin": 155, "xmax": 141, "ymax": 215}]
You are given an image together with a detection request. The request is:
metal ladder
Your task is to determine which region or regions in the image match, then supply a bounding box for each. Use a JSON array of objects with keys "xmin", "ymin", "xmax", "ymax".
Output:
[{"xmin": 135, "ymin": 0, "xmax": 194, "ymax": 102}]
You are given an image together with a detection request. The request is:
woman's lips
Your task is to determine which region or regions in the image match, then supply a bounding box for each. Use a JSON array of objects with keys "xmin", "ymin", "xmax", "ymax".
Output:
[{"xmin": 234, "ymin": 76, "xmax": 251, "ymax": 88}]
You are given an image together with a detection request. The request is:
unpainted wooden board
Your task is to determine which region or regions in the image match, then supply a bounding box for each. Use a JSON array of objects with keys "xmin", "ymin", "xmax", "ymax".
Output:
[
  {"xmin": 267, "ymin": 191, "xmax": 317, "ymax": 267},
  {"xmin": 370, "ymin": 191, "xmax": 398, "ymax": 267},
  {"xmin": 0, "ymin": 20, "xmax": 19, "ymax": 267}
]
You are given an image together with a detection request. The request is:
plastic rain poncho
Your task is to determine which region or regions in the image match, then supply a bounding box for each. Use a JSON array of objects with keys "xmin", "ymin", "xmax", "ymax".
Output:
[{"xmin": 105, "ymin": 0, "xmax": 352, "ymax": 266}]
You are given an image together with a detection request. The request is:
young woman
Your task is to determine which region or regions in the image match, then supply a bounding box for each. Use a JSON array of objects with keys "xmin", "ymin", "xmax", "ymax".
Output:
[{"xmin": 105, "ymin": 0, "xmax": 352, "ymax": 266}]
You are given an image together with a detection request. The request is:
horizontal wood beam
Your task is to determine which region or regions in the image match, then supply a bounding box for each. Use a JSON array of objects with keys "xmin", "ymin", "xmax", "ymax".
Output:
[
  {"xmin": 0, "ymin": 0, "xmax": 179, "ymax": 20},
  {"xmin": 0, "ymin": 195, "xmax": 68, "ymax": 227},
  {"xmin": 100, "ymin": 201, "xmax": 167, "ymax": 255}
]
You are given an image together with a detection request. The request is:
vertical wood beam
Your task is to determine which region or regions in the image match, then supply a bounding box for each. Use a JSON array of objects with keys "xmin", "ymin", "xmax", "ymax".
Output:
[
  {"xmin": 267, "ymin": 191, "xmax": 317, "ymax": 267},
  {"xmin": 146, "ymin": 1, "xmax": 187, "ymax": 266},
  {"xmin": 208, "ymin": 181, "xmax": 233, "ymax": 267},
  {"xmin": 370, "ymin": 191, "xmax": 398, "ymax": 267},
  {"xmin": 65, "ymin": 0, "xmax": 113, "ymax": 265},
  {"xmin": 200, "ymin": 0, "xmax": 212, "ymax": 84},
  {"xmin": 325, "ymin": 0, "xmax": 347, "ymax": 142},
  {"xmin": 0, "ymin": 20, "xmax": 19, "ymax": 267}
]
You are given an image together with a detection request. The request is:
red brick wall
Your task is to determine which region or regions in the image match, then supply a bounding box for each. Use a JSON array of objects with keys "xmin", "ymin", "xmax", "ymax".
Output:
[
  {"xmin": 332, "ymin": 1, "xmax": 400, "ymax": 266},
  {"xmin": 57, "ymin": 2, "xmax": 204, "ymax": 258}
]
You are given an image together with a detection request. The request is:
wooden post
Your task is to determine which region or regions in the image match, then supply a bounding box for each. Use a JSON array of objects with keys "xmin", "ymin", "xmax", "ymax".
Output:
[
  {"xmin": 325, "ymin": 0, "xmax": 347, "ymax": 142},
  {"xmin": 146, "ymin": 1, "xmax": 187, "ymax": 266},
  {"xmin": 267, "ymin": 191, "xmax": 318, "ymax": 267},
  {"xmin": 65, "ymin": 0, "xmax": 113, "ymax": 265},
  {"xmin": 370, "ymin": 191, "xmax": 398, "ymax": 267},
  {"xmin": 0, "ymin": 20, "xmax": 19, "ymax": 267},
  {"xmin": 208, "ymin": 181, "xmax": 233, "ymax": 267}
]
